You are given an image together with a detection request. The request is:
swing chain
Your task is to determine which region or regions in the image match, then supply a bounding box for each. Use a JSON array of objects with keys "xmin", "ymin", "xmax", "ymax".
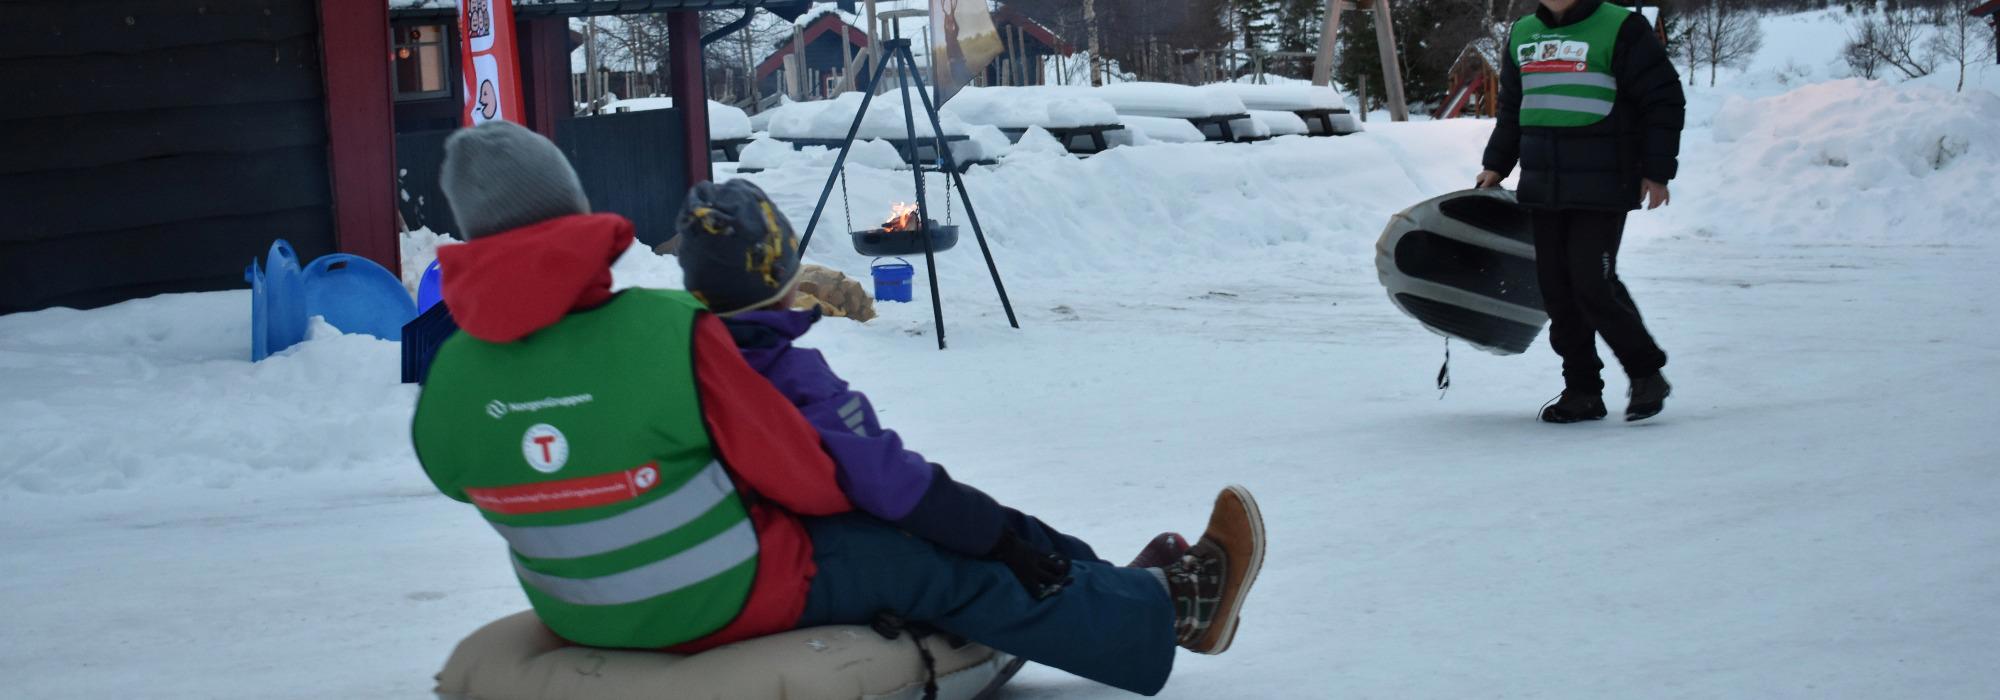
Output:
[{"xmin": 840, "ymin": 169, "xmax": 853, "ymax": 233}]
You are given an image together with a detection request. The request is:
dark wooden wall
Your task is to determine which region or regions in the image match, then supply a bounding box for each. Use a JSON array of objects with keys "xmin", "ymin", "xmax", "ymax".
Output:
[{"xmin": 0, "ymin": 0, "xmax": 337, "ymax": 314}]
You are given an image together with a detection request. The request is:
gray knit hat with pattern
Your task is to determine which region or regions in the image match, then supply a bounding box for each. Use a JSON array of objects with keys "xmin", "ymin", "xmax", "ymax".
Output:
[
  {"xmin": 675, "ymin": 179, "xmax": 802, "ymax": 316},
  {"xmin": 440, "ymin": 121, "xmax": 591, "ymax": 239}
]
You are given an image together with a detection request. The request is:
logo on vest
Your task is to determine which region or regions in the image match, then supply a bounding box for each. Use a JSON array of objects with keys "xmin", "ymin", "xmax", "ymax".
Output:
[
  {"xmin": 485, "ymin": 394, "xmax": 595, "ymax": 420},
  {"xmin": 522, "ymin": 424, "xmax": 570, "ymax": 473},
  {"xmin": 633, "ymin": 465, "xmax": 659, "ymax": 490}
]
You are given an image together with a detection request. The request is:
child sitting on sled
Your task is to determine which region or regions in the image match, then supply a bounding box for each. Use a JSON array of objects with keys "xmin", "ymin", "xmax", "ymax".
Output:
[{"xmin": 412, "ymin": 121, "xmax": 1265, "ymax": 696}]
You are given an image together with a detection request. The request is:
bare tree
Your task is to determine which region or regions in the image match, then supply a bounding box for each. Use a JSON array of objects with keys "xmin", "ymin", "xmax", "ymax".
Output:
[
  {"xmin": 1927, "ymin": 0, "xmax": 1984, "ymax": 91},
  {"xmin": 1685, "ymin": 0, "xmax": 1764, "ymax": 87},
  {"xmin": 1845, "ymin": 10, "xmax": 1936, "ymax": 79}
]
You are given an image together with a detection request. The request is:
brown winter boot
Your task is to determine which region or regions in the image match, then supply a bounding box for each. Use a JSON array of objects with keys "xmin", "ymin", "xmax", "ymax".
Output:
[{"xmin": 1162, "ymin": 485, "xmax": 1266, "ymax": 655}]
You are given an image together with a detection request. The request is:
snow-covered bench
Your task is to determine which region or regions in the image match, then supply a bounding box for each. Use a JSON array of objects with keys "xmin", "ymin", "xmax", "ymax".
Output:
[
  {"xmin": 1204, "ymin": 83, "xmax": 1360, "ymax": 136},
  {"xmin": 941, "ymin": 86, "xmax": 1125, "ymax": 154},
  {"xmin": 1084, "ymin": 82, "xmax": 1254, "ymax": 142},
  {"xmin": 764, "ymin": 92, "xmax": 978, "ymax": 170},
  {"xmin": 598, "ymin": 97, "xmax": 758, "ymax": 159}
]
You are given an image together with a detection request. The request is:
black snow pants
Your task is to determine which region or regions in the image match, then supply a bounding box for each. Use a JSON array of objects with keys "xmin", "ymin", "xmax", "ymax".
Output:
[{"xmin": 1531, "ymin": 208, "xmax": 1667, "ymax": 393}]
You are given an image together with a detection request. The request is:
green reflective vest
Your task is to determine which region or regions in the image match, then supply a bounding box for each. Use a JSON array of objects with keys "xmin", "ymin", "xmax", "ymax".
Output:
[
  {"xmin": 1510, "ymin": 2, "xmax": 1629, "ymax": 127},
  {"xmin": 411, "ymin": 289, "xmax": 755, "ymax": 649}
]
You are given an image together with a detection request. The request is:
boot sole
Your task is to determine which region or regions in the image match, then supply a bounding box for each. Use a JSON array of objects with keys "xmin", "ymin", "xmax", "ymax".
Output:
[{"xmin": 1195, "ymin": 485, "xmax": 1265, "ymax": 655}]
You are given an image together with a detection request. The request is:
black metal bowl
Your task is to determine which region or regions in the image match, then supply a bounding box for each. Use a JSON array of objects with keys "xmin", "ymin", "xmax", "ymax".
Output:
[{"xmin": 850, "ymin": 222, "xmax": 960, "ymax": 256}]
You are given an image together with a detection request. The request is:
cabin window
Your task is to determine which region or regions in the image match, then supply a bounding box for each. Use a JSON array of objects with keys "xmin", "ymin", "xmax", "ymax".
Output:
[{"xmin": 394, "ymin": 24, "xmax": 451, "ymax": 101}]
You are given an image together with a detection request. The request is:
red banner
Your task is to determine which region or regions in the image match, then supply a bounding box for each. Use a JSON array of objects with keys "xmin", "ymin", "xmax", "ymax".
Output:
[{"xmin": 459, "ymin": 0, "xmax": 525, "ymax": 126}]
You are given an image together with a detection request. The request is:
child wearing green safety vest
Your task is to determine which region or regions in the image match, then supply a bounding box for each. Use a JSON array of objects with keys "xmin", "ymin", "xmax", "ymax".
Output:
[
  {"xmin": 409, "ymin": 121, "xmax": 1270, "ymax": 696},
  {"xmin": 1475, "ymin": 0, "xmax": 1686, "ymax": 423}
]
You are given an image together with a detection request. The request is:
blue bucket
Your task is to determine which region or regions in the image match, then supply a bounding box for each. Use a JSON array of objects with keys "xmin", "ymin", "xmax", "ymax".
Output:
[{"xmin": 871, "ymin": 258, "xmax": 914, "ymax": 302}]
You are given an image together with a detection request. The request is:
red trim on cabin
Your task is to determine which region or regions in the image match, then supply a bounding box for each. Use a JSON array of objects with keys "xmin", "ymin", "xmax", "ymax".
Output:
[
  {"xmin": 317, "ymin": 0, "xmax": 400, "ymax": 273},
  {"xmin": 1971, "ymin": 0, "xmax": 2000, "ymax": 16},
  {"xmin": 756, "ymin": 14, "xmax": 871, "ymax": 79},
  {"xmin": 520, "ymin": 18, "xmax": 571, "ymax": 139},
  {"xmin": 668, "ymin": 12, "xmax": 712, "ymax": 187},
  {"xmin": 991, "ymin": 7, "xmax": 1074, "ymax": 55}
]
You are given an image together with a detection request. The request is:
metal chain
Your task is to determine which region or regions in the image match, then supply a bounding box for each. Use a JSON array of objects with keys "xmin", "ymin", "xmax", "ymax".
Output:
[{"xmin": 840, "ymin": 168, "xmax": 853, "ymax": 233}]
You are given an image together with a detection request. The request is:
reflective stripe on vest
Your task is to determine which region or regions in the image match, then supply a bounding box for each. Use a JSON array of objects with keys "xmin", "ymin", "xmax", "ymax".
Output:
[
  {"xmin": 1511, "ymin": 3, "xmax": 1627, "ymax": 127},
  {"xmin": 487, "ymin": 460, "xmax": 736, "ymax": 560},
  {"xmin": 513, "ymin": 519, "xmax": 759, "ymax": 606},
  {"xmin": 1522, "ymin": 94, "xmax": 1614, "ymax": 116}
]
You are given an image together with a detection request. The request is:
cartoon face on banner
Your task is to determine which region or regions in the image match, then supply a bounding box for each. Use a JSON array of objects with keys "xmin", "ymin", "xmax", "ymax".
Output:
[{"xmin": 460, "ymin": 0, "xmax": 520, "ymax": 125}]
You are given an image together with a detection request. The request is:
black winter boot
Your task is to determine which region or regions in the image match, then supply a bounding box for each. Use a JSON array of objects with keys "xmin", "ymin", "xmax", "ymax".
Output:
[
  {"xmin": 1626, "ymin": 373, "xmax": 1672, "ymax": 422},
  {"xmin": 1540, "ymin": 391, "xmax": 1608, "ymax": 423}
]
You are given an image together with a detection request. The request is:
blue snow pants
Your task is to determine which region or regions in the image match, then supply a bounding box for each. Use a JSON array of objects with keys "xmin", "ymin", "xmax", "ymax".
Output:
[{"xmin": 795, "ymin": 512, "xmax": 1179, "ymax": 695}]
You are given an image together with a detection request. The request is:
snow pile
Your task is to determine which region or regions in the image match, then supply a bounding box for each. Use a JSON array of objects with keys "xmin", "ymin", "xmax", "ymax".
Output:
[
  {"xmin": 942, "ymin": 86, "xmax": 1121, "ymax": 129},
  {"xmin": 598, "ymin": 97, "xmax": 754, "ymax": 140},
  {"xmin": 1006, "ymin": 126, "xmax": 1070, "ymax": 158},
  {"xmin": 1229, "ymin": 114, "xmax": 1275, "ymax": 140},
  {"xmin": 1067, "ymin": 82, "xmax": 1249, "ymax": 119},
  {"xmin": 739, "ymin": 137, "xmax": 908, "ymax": 172},
  {"xmin": 964, "ymin": 124, "xmax": 1014, "ymax": 161},
  {"xmin": 1250, "ymin": 110, "xmax": 1312, "ymax": 137},
  {"xmin": 1676, "ymin": 79, "xmax": 2000, "ymax": 244},
  {"xmin": 767, "ymin": 92, "xmax": 973, "ymax": 141},
  {"xmin": 399, "ymin": 228, "xmax": 459, "ymax": 294},
  {"xmin": 1207, "ymin": 83, "xmax": 1347, "ymax": 112},
  {"xmin": 1116, "ymin": 115, "xmax": 1207, "ymax": 144}
]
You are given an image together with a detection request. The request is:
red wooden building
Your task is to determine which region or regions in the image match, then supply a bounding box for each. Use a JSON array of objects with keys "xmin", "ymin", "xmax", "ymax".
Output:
[
  {"xmin": 1976, "ymin": 0, "xmax": 2000, "ymax": 65},
  {"xmin": 1, "ymin": 0, "xmax": 808, "ymax": 314}
]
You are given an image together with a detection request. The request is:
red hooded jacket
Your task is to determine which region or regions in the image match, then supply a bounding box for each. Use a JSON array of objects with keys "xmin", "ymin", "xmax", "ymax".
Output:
[{"xmin": 436, "ymin": 213, "xmax": 853, "ymax": 652}]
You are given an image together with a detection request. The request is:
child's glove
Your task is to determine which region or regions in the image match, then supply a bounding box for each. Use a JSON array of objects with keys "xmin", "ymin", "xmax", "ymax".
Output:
[{"xmin": 986, "ymin": 529, "xmax": 1072, "ymax": 600}]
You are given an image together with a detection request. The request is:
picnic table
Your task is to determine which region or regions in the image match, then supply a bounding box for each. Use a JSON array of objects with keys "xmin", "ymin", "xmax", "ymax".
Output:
[
  {"xmin": 997, "ymin": 124, "xmax": 1127, "ymax": 154},
  {"xmin": 774, "ymin": 135, "xmax": 978, "ymax": 172}
]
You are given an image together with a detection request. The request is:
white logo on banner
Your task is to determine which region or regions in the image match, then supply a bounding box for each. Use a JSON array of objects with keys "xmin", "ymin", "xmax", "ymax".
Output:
[{"xmin": 521, "ymin": 424, "xmax": 570, "ymax": 473}]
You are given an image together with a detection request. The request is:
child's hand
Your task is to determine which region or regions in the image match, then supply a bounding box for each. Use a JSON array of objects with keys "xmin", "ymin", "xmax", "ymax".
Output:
[{"xmin": 987, "ymin": 529, "xmax": 1072, "ymax": 600}]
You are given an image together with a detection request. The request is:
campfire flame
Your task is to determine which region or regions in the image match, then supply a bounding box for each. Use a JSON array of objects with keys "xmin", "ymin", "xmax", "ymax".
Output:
[{"xmin": 881, "ymin": 202, "xmax": 920, "ymax": 233}]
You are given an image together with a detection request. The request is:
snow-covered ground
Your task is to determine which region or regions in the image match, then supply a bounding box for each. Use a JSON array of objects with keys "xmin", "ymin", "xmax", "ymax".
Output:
[{"xmin": 5, "ymin": 12, "xmax": 1999, "ymax": 699}]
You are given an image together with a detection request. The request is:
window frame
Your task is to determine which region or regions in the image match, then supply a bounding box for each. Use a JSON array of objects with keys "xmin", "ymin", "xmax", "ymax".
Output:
[{"xmin": 392, "ymin": 23, "xmax": 454, "ymax": 103}]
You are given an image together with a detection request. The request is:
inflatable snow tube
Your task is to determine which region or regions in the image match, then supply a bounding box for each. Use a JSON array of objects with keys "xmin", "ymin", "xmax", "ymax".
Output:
[
  {"xmin": 435, "ymin": 612, "xmax": 1021, "ymax": 700},
  {"xmin": 1376, "ymin": 188, "xmax": 1547, "ymax": 355}
]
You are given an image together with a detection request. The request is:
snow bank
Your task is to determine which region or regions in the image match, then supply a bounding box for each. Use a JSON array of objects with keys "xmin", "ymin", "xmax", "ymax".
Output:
[
  {"xmin": 964, "ymin": 124, "xmax": 1014, "ymax": 161},
  {"xmin": 1669, "ymin": 79, "xmax": 2000, "ymax": 244},
  {"xmin": 1208, "ymin": 83, "xmax": 1347, "ymax": 112},
  {"xmin": 740, "ymin": 137, "xmax": 909, "ymax": 172},
  {"xmin": 1251, "ymin": 110, "xmax": 1312, "ymax": 137},
  {"xmin": 1007, "ymin": 126, "xmax": 1070, "ymax": 158},
  {"xmin": 1041, "ymin": 83, "xmax": 1247, "ymax": 119},
  {"xmin": 1116, "ymin": 115, "xmax": 1207, "ymax": 144},
  {"xmin": 598, "ymin": 97, "xmax": 754, "ymax": 140},
  {"xmin": 941, "ymin": 86, "xmax": 1121, "ymax": 129},
  {"xmin": 767, "ymin": 92, "xmax": 973, "ymax": 141}
]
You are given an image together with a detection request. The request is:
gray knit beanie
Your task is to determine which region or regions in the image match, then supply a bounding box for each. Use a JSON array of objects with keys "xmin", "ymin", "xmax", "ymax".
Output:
[
  {"xmin": 675, "ymin": 179, "xmax": 802, "ymax": 316},
  {"xmin": 439, "ymin": 121, "xmax": 591, "ymax": 239}
]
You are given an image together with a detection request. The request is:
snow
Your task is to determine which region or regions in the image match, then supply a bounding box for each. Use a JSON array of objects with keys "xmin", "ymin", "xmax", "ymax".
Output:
[
  {"xmin": 1113, "ymin": 115, "xmax": 1208, "ymax": 144},
  {"xmin": 1206, "ymin": 83, "xmax": 1348, "ymax": 112},
  {"xmin": 1082, "ymin": 82, "xmax": 1249, "ymax": 119},
  {"xmin": 1249, "ymin": 110, "xmax": 1311, "ymax": 137},
  {"xmin": 964, "ymin": 124, "xmax": 1014, "ymax": 161},
  {"xmin": 765, "ymin": 91, "xmax": 974, "ymax": 141},
  {"xmin": 598, "ymin": 97, "xmax": 755, "ymax": 141},
  {"xmin": 1005, "ymin": 126, "xmax": 1069, "ymax": 158},
  {"xmin": 941, "ymin": 87, "xmax": 1122, "ymax": 130},
  {"xmin": 738, "ymin": 136, "xmax": 909, "ymax": 173},
  {"xmin": 9, "ymin": 11, "xmax": 2000, "ymax": 699}
]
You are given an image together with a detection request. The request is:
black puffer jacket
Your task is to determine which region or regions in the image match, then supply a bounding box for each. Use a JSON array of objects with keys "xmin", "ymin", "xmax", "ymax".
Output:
[{"xmin": 1482, "ymin": 0, "xmax": 1686, "ymax": 211}]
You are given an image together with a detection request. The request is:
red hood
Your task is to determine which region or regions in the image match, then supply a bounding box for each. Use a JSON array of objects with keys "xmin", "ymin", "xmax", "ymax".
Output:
[{"xmin": 437, "ymin": 214, "xmax": 635, "ymax": 343}]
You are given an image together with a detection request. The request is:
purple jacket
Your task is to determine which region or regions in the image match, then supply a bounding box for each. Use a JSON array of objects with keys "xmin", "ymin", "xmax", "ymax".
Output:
[{"xmin": 724, "ymin": 309, "xmax": 1007, "ymax": 557}]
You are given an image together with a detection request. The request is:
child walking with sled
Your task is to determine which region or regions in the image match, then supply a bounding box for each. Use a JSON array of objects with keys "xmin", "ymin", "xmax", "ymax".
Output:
[{"xmin": 410, "ymin": 121, "xmax": 1267, "ymax": 696}]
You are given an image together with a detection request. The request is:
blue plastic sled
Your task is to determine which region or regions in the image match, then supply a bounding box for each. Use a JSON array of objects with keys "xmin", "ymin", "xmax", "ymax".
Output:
[
  {"xmin": 302, "ymin": 254, "xmax": 417, "ymax": 342},
  {"xmin": 245, "ymin": 240, "xmax": 308, "ymax": 362}
]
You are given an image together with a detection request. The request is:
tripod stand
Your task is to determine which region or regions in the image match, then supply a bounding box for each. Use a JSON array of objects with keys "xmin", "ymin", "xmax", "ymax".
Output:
[{"xmin": 796, "ymin": 38, "xmax": 1019, "ymax": 350}]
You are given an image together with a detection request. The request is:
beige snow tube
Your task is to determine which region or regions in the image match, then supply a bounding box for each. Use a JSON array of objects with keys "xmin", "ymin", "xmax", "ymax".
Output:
[{"xmin": 435, "ymin": 611, "xmax": 1018, "ymax": 700}]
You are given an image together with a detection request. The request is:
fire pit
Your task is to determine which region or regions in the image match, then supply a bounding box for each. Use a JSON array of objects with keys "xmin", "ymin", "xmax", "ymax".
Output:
[{"xmin": 851, "ymin": 202, "xmax": 960, "ymax": 256}]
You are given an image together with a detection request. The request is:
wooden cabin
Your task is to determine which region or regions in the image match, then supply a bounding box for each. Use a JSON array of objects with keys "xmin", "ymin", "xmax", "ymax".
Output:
[
  {"xmin": 982, "ymin": 7, "xmax": 1074, "ymax": 87},
  {"xmin": 757, "ymin": 11, "xmax": 873, "ymax": 100},
  {"xmin": 1, "ymin": 0, "xmax": 806, "ymax": 314}
]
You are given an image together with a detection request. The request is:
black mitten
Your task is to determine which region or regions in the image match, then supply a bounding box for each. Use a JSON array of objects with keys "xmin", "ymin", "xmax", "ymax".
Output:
[{"xmin": 986, "ymin": 529, "xmax": 1072, "ymax": 600}]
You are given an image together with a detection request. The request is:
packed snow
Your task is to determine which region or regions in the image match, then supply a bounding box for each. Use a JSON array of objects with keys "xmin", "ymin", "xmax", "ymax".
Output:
[
  {"xmin": 1207, "ymin": 82, "xmax": 1349, "ymax": 112},
  {"xmin": 1076, "ymin": 82, "xmax": 1250, "ymax": 119},
  {"xmin": 941, "ymin": 86, "xmax": 1123, "ymax": 130},
  {"xmin": 764, "ymin": 90, "xmax": 974, "ymax": 141},
  {"xmin": 597, "ymin": 97, "xmax": 755, "ymax": 141},
  {"xmin": 1115, "ymin": 115, "xmax": 1209, "ymax": 144},
  {"xmin": 1249, "ymin": 109, "xmax": 1313, "ymax": 137},
  {"xmin": 7, "ymin": 11, "xmax": 2000, "ymax": 700}
]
